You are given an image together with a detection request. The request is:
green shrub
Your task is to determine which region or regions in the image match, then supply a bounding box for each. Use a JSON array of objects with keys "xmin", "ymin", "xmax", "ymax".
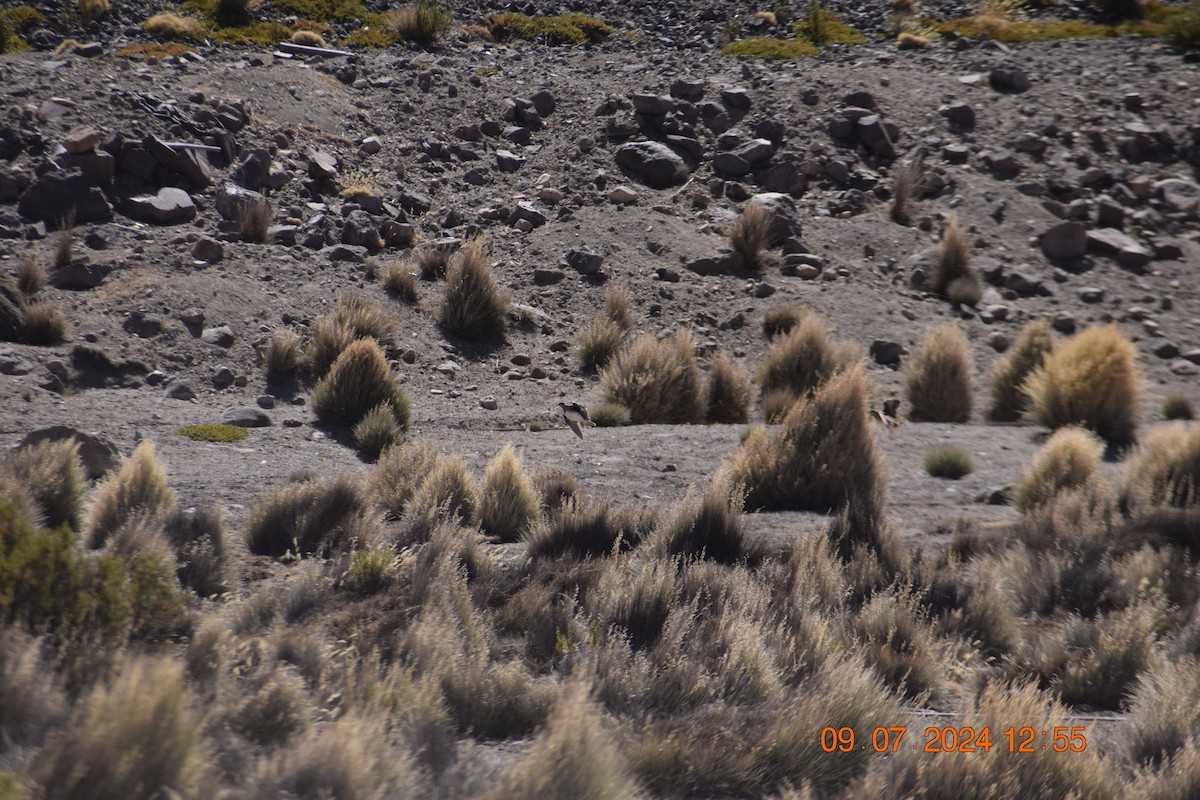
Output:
[
  {"xmin": 127, "ymin": 550, "xmax": 185, "ymax": 640},
  {"xmin": 212, "ymin": 22, "xmax": 293, "ymax": 47},
  {"xmin": 353, "ymin": 403, "xmax": 404, "ymax": 461},
  {"xmin": 602, "ymin": 330, "xmax": 704, "ymax": 424},
  {"xmin": 989, "ymin": 319, "xmax": 1055, "ymax": 421},
  {"xmin": 86, "ymin": 441, "xmax": 175, "ymax": 550},
  {"xmin": 311, "ymin": 338, "xmax": 411, "ymax": 428},
  {"xmin": 439, "ymin": 237, "xmax": 509, "ymax": 339},
  {"xmin": 5, "ymin": 439, "xmax": 85, "ymax": 530},
  {"xmin": 245, "ymin": 475, "xmax": 368, "ymax": 558},
  {"xmin": 924, "ymin": 445, "xmax": 974, "ymax": 479},
  {"xmin": 1163, "ymin": 393, "xmax": 1195, "ymax": 421},
  {"xmin": 176, "ymin": 424, "xmax": 248, "ymax": 443},
  {"xmin": 1023, "ymin": 325, "xmax": 1143, "ymax": 446},
  {"xmin": 722, "ymin": 37, "xmax": 819, "ymax": 58},
  {"xmin": 1164, "ymin": 0, "xmax": 1200, "ymax": 48},
  {"xmin": 480, "ymin": 444, "xmax": 540, "ymax": 542},
  {"xmin": 486, "ymin": 12, "xmax": 611, "ymax": 44},
  {"xmin": 795, "ymin": 0, "xmax": 864, "ymax": 44},
  {"xmin": 345, "ymin": 545, "xmax": 396, "ymax": 594},
  {"xmin": 271, "ymin": 0, "xmax": 368, "ymax": 22},
  {"xmin": 1016, "ymin": 426, "xmax": 1107, "ymax": 511},
  {"xmin": 590, "ymin": 403, "xmax": 631, "ymax": 427},
  {"xmin": 906, "ymin": 323, "xmax": 973, "ymax": 423}
]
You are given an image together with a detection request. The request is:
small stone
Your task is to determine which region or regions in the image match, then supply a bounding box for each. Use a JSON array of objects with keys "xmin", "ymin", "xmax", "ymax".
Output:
[
  {"xmin": 870, "ymin": 340, "xmax": 905, "ymax": 367},
  {"xmin": 609, "ymin": 186, "xmax": 639, "ymax": 204},
  {"xmin": 480, "ymin": 396, "xmax": 499, "ymax": 410},
  {"xmin": 180, "ymin": 308, "xmax": 205, "ymax": 325},
  {"xmin": 1078, "ymin": 287, "xmax": 1105, "ymax": 303},
  {"xmin": 164, "ymin": 380, "xmax": 197, "ymax": 401},
  {"xmin": 564, "ymin": 249, "xmax": 604, "ymax": 275},
  {"xmin": 1152, "ymin": 341, "xmax": 1180, "ymax": 359},
  {"xmin": 212, "ymin": 366, "xmax": 235, "ymax": 388},
  {"xmin": 201, "ymin": 326, "xmax": 236, "ymax": 347},
  {"xmin": 63, "ymin": 126, "xmax": 102, "ymax": 155},
  {"xmin": 1040, "ymin": 221, "xmax": 1088, "ymax": 261},
  {"xmin": 257, "ymin": 394, "xmax": 276, "ymax": 409},
  {"xmin": 220, "ymin": 406, "xmax": 272, "ymax": 427}
]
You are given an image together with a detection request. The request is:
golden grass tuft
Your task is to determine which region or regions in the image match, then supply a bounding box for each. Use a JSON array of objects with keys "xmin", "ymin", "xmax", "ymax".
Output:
[
  {"xmin": 762, "ymin": 305, "xmax": 803, "ymax": 340},
  {"xmin": 1022, "ymin": 324, "xmax": 1143, "ymax": 446},
  {"xmin": 480, "ymin": 443, "xmax": 540, "ymax": 542},
  {"xmin": 1016, "ymin": 426, "xmax": 1108, "ymax": 511},
  {"xmin": 368, "ymin": 439, "xmax": 439, "ymax": 519},
  {"xmin": 439, "ymin": 236, "xmax": 509, "ymax": 339},
  {"xmin": 163, "ymin": 505, "xmax": 229, "ymax": 597},
  {"xmin": 1123, "ymin": 422, "xmax": 1200, "ymax": 509},
  {"xmin": 352, "ymin": 402, "xmax": 404, "ymax": 461},
  {"xmin": 649, "ymin": 484, "xmax": 749, "ymax": 564},
  {"xmin": 578, "ymin": 317, "xmax": 628, "ymax": 373},
  {"xmin": 382, "ymin": 0, "xmax": 453, "ymax": 43},
  {"xmin": 290, "ymin": 29, "xmax": 326, "ymax": 46},
  {"xmin": 890, "ymin": 157, "xmax": 922, "ymax": 224},
  {"xmin": 305, "ymin": 317, "xmax": 355, "ymax": 378},
  {"xmin": 931, "ymin": 216, "xmax": 981, "ymax": 305},
  {"xmin": 924, "ymin": 444, "xmax": 974, "ymax": 479},
  {"xmin": 245, "ymin": 474, "xmax": 368, "ymax": 557},
  {"xmin": 144, "ymin": 12, "xmax": 201, "ymax": 39},
  {"xmin": 76, "ymin": 0, "xmax": 110, "ymax": 23},
  {"xmin": 758, "ymin": 311, "xmax": 859, "ymax": 402},
  {"xmin": 237, "ymin": 194, "xmax": 273, "ymax": 244},
  {"xmin": 382, "ymin": 260, "xmax": 419, "ymax": 304},
  {"xmin": 525, "ymin": 497, "xmax": 652, "ymax": 560},
  {"xmin": 86, "ymin": 441, "xmax": 175, "ymax": 550},
  {"xmin": 21, "ymin": 301, "xmax": 66, "ymax": 344},
  {"xmin": 989, "ymin": 318, "xmax": 1054, "ymax": 421},
  {"xmin": 17, "ymin": 255, "xmax": 44, "ymax": 298},
  {"xmin": 604, "ymin": 283, "xmax": 633, "ymax": 330},
  {"xmin": 310, "ymin": 338, "xmax": 410, "ymax": 428},
  {"xmin": 896, "ymin": 30, "xmax": 930, "ymax": 47},
  {"xmin": 5, "ymin": 440, "xmax": 86, "ymax": 531},
  {"xmin": 601, "ymin": 329, "xmax": 705, "ymax": 424},
  {"xmin": 906, "ymin": 323, "xmax": 973, "ymax": 423},
  {"xmin": 265, "ymin": 328, "xmax": 301, "ymax": 377},
  {"xmin": 705, "ymin": 352, "xmax": 753, "ymax": 424},
  {"xmin": 333, "ymin": 291, "xmax": 397, "ymax": 344},
  {"xmin": 729, "ymin": 203, "xmax": 774, "ymax": 269},
  {"xmin": 407, "ymin": 456, "xmax": 479, "ymax": 525},
  {"xmin": 1163, "ymin": 393, "xmax": 1196, "ymax": 421}
]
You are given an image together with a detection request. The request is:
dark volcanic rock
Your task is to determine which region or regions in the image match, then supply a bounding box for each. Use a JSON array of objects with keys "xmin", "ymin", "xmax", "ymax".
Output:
[
  {"xmin": 615, "ymin": 141, "xmax": 690, "ymax": 188},
  {"xmin": 17, "ymin": 169, "xmax": 112, "ymax": 224}
]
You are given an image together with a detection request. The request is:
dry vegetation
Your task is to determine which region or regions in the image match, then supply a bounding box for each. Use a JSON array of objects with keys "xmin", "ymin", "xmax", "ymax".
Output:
[{"xmin": 906, "ymin": 322, "xmax": 973, "ymax": 423}]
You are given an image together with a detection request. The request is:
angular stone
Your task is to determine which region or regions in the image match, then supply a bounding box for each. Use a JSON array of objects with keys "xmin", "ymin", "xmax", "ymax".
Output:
[
  {"xmin": 220, "ymin": 406, "xmax": 272, "ymax": 427},
  {"xmin": 857, "ymin": 115, "xmax": 897, "ymax": 159},
  {"xmin": 990, "ymin": 65, "xmax": 1030, "ymax": 93},
  {"xmin": 631, "ymin": 94, "xmax": 675, "ymax": 115},
  {"xmin": 495, "ymin": 149, "xmax": 526, "ymax": 172},
  {"xmin": 145, "ymin": 135, "xmax": 211, "ymax": 188},
  {"xmin": 164, "ymin": 380, "xmax": 197, "ymax": 401},
  {"xmin": 127, "ymin": 187, "xmax": 196, "ymax": 224},
  {"xmin": 563, "ymin": 249, "xmax": 604, "ymax": 274},
  {"xmin": 1086, "ymin": 228, "xmax": 1152, "ymax": 269},
  {"xmin": 214, "ymin": 183, "xmax": 265, "ymax": 221},
  {"xmin": 18, "ymin": 169, "xmax": 112, "ymax": 224},
  {"xmin": 870, "ymin": 340, "xmax": 905, "ymax": 366},
  {"xmin": 609, "ymin": 186, "xmax": 639, "ymax": 204},
  {"xmin": 615, "ymin": 141, "xmax": 690, "ymax": 188},
  {"xmin": 50, "ymin": 259, "xmax": 112, "ymax": 289},
  {"xmin": 1040, "ymin": 221, "xmax": 1087, "ymax": 261},
  {"xmin": 192, "ymin": 237, "xmax": 224, "ymax": 262},
  {"xmin": 686, "ymin": 250, "xmax": 745, "ymax": 275},
  {"xmin": 201, "ymin": 326, "xmax": 236, "ymax": 347}
]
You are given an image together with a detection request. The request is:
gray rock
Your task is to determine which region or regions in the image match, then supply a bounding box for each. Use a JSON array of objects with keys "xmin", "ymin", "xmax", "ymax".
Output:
[
  {"xmin": 17, "ymin": 426, "xmax": 120, "ymax": 479},
  {"xmin": 941, "ymin": 102, "xmax": 976, "ymax": 128},
  {"xmin": 145, "ymin": 135, "xmax": 211, "ymax": 188},
  {"xmin": 870, "ymin": 340, "xmax": 905, "ymax": 366},
  {"xmin": 564, "ymin": 249, "xmax": 604, "ymax": 275},
  {"xmin": 54, "ymin": 147, "xmax": 115, "ymax": 185},
  {"xmin": 214, "ymin": 183, "xmax": 265, "ymax": 221},
  {"xmin": 231, "ymin": 148, "xmax": 273, "ymax": 189},
  {"xmin": 507, "ymin": 202, "xmax": 547, "ymax": 228},
  {"xmin": 720, "ymin": 88, "xmax": 752, "ymax": 110},
  {"xmin": 759, "ymin": 162, "xmax": 805, "ymax": 195},
  {"xmin": 1179, "ymin": 349, "xmax": 1200, "ymax": 366},
  {"xmin": 615, "ymin": 141, "xmax": 690, "ymax": 188},
  {"xmin": 735, "ymin": 138, "xmax": 776, "ymax": 166},
  {"xmin": 220, "ymin": 406, "xmax": 272, "ymax": 427},
  {"xmin": 670, "ymin": 79, "xmax": 705, "ymax": 100},
  {"xmin": 1154, "ymin": 179, "xmax": 1200, "ymax": 216},
  {"xmin": 1040, "ymin": 221, "xmax": 1088, "ymax": 261},
  {"xmin": 123, "ymin": 310, "xmax": 164, "ymax": 338},
  {"xmin": 495, "ymin": 149, "xmax": 526, "ymax": 172},
  {"xmin": 308, "ymin": 150, "xmax": 339, "ymax": 179},
  {"xmin": 49, "ymin": 259, "xmax": 111, "ymax": 289},
  {"xmin": 990, "ymin": 65, "xmax": 1030, "ymax": 93},
  {"xmin": 127, "ymin": 187, "xmax": 196, "ymax": 224},
  {"xmin": 713, "ymin": 152, "xmax": 751, "ymax": 178},
  {"xmin": 686, "ymin": 250, "xmax": 745, "ymax": 275},
  {"xmin": 1153, "ymin": 341, "xmax": 1180, "ymax": 359},
  {"xmin": 63, "ymin": 126, "xmax": 101, "ymax": 155},
  {"xmin": 201, "ymin": 326, "xmax": 236, "ymax": 347},
  {"xmin": 1086, "ymin": 228, "xmax": 1152, "ymax": 269},
  {"xmin": 530, "ymin": 89, "xmax": 556, "ymax": 117},
  {"xmin": 0, "ymin": 349, "xmax": 34, "ymax": 375},
  {"xmin": 747, "ymin": 192, "xmax": 802, "ymax": 245},
  {"xmin": 1079, "ymin": 287, "xmax": 1105, "ymax": 303},
  {"xmin": 164, "ymin": 380, "xmax": 198, "ymax": 401},
  {"xmin": 341, "ymin": 210, "xmax": 382, "ymax": 249},
  {"xmin": 17, "ymin": 168, "xmax": 112, "ymax": 224},
  {"xmin": 191, "ymin": 237, "xmax": 224, "ymax": 262},
  {"xmin": 480, "ymin": 395, "xmax": 499, "ymax": 410},
  {"xmin": 534, "ymin": 268, "xmax": 564, "ymax": 285},
  {"xmin": 631, "ymin": 94, "xmax": 675, "ymax": 115},
  {"xmin": 324, "ymin": 244, "xmax": 368, "ymax": 263},
  {"xmin": 857, "ymin": 115, "xmax": 897, "ymax": 159}
]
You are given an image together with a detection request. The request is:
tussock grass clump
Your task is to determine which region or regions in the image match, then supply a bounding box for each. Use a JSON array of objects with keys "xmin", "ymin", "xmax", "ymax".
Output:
[
  {"xmin": 601, "ymin": 330, "xmax": 705, "ymax": 424},
  {"xmin": 416, "ymin": 247, "xmax": 450, "ymax": 280},
  {"xmin": 931, "ymin": 216, "xmax": 982, "ymax": 305},
  {"xmin": 245, "ymin": 474, "xmax": 368, "ymax": 557},
  {"xmin": 290, "ymin": 29, "xmax": 325, "ymax": 45},
  {"xmin": 590, "ymin": 403, "xmax": 631, "ymax": 427},
  {"xmin": 650, "ymin": 485, "xmax": 749, "ymax": 564},
  {"xmin": 407, "ymin": 456, "xmax": 479, "ymax": 525},
  {"xmin": 265, "ymin": 328, "xmax": 301, "ymax": 377},
  {"xmin": 500, "ymin": 685, "xmax": 643, "ymax": 800},
  {"xmin": 1124, "ymin": 422, "xmax": 1200, "ymax": 508},
  {"xmin": 5, "ymin": 439, "xmax": 85, "ymax": 530},
  {"xmin": 144, "ymin": 12, "xmax": 201, "ymax": 38},
  {"xmin": 439, "ymin": 237, "xmax": 509, "ymax": 339},
  {"xmin": 762, "ymin": 388, "xmax": 798, "ymax": 423},
  {"xmin": 1051, "ymin": 600, "xmax": 1160, "ymax": 710},
  {"xmin": 86, "ymin": 441, "xmax": 175, "ymax": 550},
  {"xmin": 604, "ymin": 283, "xmax": 633, "ymax": 330},
  {"xmin": 34, "ymin": 657, "xmax": 203, "ymax": 800},
  {"xmin": 526, "ymin": 498, "xmax": 652, "ymax": 560},
  {"xmin": 1126, "ymin": 658, "xmax": 1200, "ymax": 767},
  {"xmin": 890, "ymin": 158, "xmax": 922, "ymax": 224},
  {"xmin": 17, "ymin": 255, "xmax": 44, "ymax": 298},
  {"xmin": 726, "ymin": 363, "xmax": 884, "ymax": 513},
  {"xmin": 311, "ymin": 338, "xmax": 410, "ymax": 428},
  {"xmin": 305, "ymin": 318, "xmax": 354, "ymax": 378},
  {"xmin": 232, "ymin": 670, "xmax": 310, "ymax": 747},
  {"xmin": 384, "ymin": 0, "xmax": 452, "ymax": 43},
  {"xmin": 1164, "ymin": 0, "xmax": 1200, "ymax": 48},
  {"xmin": 344, "ymin": 545, "xmax": 397, "ymax": 594},
  {"xmin": 21, "ymin": 301, "xmax": 66, "ymax": 344},
  {"xmin": 534, "ymin": 468, "xmax": 579, "ymax": 514},
  {"xmin": 578, "ymin": 317, "xmax": 628, "ymax": 373},
  {"xmin": 382, "ymin": 260, "xmax": 419, "ymax": 304},
  {"xmin": 480, "ymin": 444, "xmax": 540, "ymax": 542},
  {"xmin": 906, "ymin": 323, "xmax": 973, "ymax": 423},
  {"xmin": 164, "ymin": 505, "xmax": 229, "ymax": 597},
  {"xmin": 1163, "ymin": 393, "xmax": 1196, "ymax": 421},
  {"xmin": 1016, "ymin": 426, "xmax": 1107, "ymax": 512},
  {"xmin": 989, "ymin": 318, "xmax": 1054, "ymax": 421},
  {"xmin": 1023, "ymin": 324, "xmax": 1144, "ymax": 446},
  {"xmin": 730, "ymin": 203, "xmax": 774, "ymax": 269},
  {"xmin": 795, "ymin": 0, "xmax": 865, "ymax": 44},
  {"xmin": 705, "ymin": 352, "xmax": 753, "ymax": 424},
  {"xmin": 924, "ymin": 444, "xmax": 974, "ymax": 479},
  {"xmin": 762, "ymin": 306, "xmax": 803, "ymax": 340},
  {"xmin": 368, "ymin": 439, "xmax": 439, "ymax": 519},
  {"xmin": 352, "ymin": 402, "xmax": 403, "ymax": 461},
  {"xmin": 853, "ymin": 592, "xmax": 943, "ymax": 699},
  {"xmin": 76, "ymin": 0, "xmax": 111, "ymax": 23},
  {"xmin": 486, "ymin": 12, "xmax": 612, "ymax": 45},
  {"xmin": 333, "ymin": 291, "xmax": 398, "ymax": 344},
  {"xmin": 0, "ymin": 629, "xmax": 67, "ymax": 750},
  {"xmin": 176, "ymin": 423, "xmax": 248, "ymax": 443},
  {"xmin": 757, "ymin": 311, "xmax": 858, "ymax": 403},
  {"xmin": 237, "ymin": 194, "xmax": 273, "ymax": 243}
]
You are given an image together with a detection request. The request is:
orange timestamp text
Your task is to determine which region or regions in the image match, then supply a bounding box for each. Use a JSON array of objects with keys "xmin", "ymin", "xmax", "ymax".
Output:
[{"xmin": 819, "ymin": 726, "xmax": 1089, "ymax": 754}]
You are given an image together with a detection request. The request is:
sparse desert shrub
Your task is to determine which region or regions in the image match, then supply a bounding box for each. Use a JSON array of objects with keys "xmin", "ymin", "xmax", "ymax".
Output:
[
  {"xmin": 604, "ymin": 283, "xmax": 633, "ymax": 330},
  {"xmin": 311, "ymin": 338, "xmax": 410, "ymax": 428},
  {"xmin": 291, "ymin": 29, "xmax": 325, "ymax": 45},
  {"xmin": 1124, "ymin": 422, "xmax": 1200, "ymax": 508},
  {"xmin": 382, "ymin": 260, "xmax": 419, "ymax": 303},
  {"xmin": 931, "ymin": 216, "xmax": 982, "ymax": 305},
  {"xmin": 534, "ymin": 467, "xmax": 579, "ymax": 514},
  {"xmin": 5, "ymin": 439, "xmax": 85, "ymax": 530},
  {"xmin": 730, "ymin": 203, "xmax": 773, "ymax": 269},
  {"xmin": 590, "ymin": 403, "xmax": 631, "ymax": 427},
  {"xmin": 1023, "ymin": 324, "xmax": 1143, "ymax": 446},
  {"xmin": 232, "ymin": 670, "xmax": 310, "ymax": 746},
  {"xmin": 705, "ymin": 352, "xmax": 753, "ymax": 424},
  {"xmin": 1164, "ymin": 0, "xmax": 1200, "ymax": 48},
  {"xmin": 305, "ymin": 318, "xmax": 355, "ymax": 378},
  {"xmin": 144, "ymin": 12, "xmax": 201, "ymax": 39},
  {"xmin": 1126, "ymin": 658, "xmax": 1200, "ymax": 767},
  {"xmin": 164, "ymin": 505, "xmax": 229, "ymax": 597},
  {"xmin": 21, "ymin": 301, "xmax": 66, "ymax": 344},
  {"xmin": 602, "ymin": 330, "xmax": 705, "ymax": 424},
  {"xmin": 176, "ymin": 423, "xmax": 248, "ymax": 443},
  {"xmin": 237, "ymin": 194, "xmax": 273, "ymax": 243},
  {"xmin": 651, "ymin": 485, "xmax": 748, "ymax": 564},
  {"xmin": 906, "ymin": 323, "xmax": 973, "ymax": 423},
  {"xmin": 480, "ymin": 444, "xmax": 539, "ymax": 542},
  {"xmin": 266, "ymin": 328, "xmax": 301, "ymax": 377},
  {"xmin": 499, "ymin": 685, "xmax": 643, "ymax": 800},
  {"xmin": 0, "ymin": 629, "xmax": 66, "ymax": 749},
  {"xmin": 353, "ymin": 403, "xmax": 403, "ymax": 461},
  {"xmin": 86, "ymin": 441, "xmax": 174, "ymax": 550},
  {"xmin": 762, "ymin": 388, "xmax": 799, "ymax": 423},
  {"xmin": 34, "ymin": 657, "xmax": 203, "ymax": 800},
  {"xmin": 578, "ymin": 317, "xmax": 628, "ymax": 372},
  {"xmin": 1016, "ymin": 426, "xmax": 1107, "ymax": 511},
  {"xmin": 407, "ymin": 456, "xmax": 479, "ymax": 525},
  {"xmin": 526, "ymin": 498, "xmax": 651, "ymax": 560},
  {"xmin": 989, "ymin": 318, "xmax": 1054, "ymax": 421},
  {"xmin": 1163, "ymin": 393, "xmax": 1196, "ymax": 421},
  {"xmin": 17, "ymin": 255, "xmax": 44, "ymax": 297},
  {"xmin": 924, "ymin": 444, "xmax": 974, "ymax": 479},
  {"xmin": 416, "ymin": 247, "xmax": 450, "ymax": 280},
  {"xmin": 439, "ymin": 236, "xmax": 509, "ymax": 339},
  {"xmin": 725, "ymin": 363, "xmax": 884, "ymax": 513},
  {"xmin": 245, "ymin": 475, "xmax": 368, "ymax": 557},
  {"xmin": 758, "ymin": 311, "xmax": 858, "ymax": 402},
  {"xmin": 890, "ymin": 158, "xmax": 922, "ymax": 224},
  {"xmin": 333, "ymin": 291, "xmax": 398, "ymax": 343},
  {"xmin": 1052, "ymin": 600, "xmax": 1160, "ymax": 710},
  {"xmin": 852, "ymin": 592, "xmax": 943, "ymax": 699},
  {"xmin": 384, "ymin": 0, "xmax": 453, "ymax": 43},
  {"xmin": 762, "ymin": 306, "xmax": 803, "ymax": 339},
  {"xmin": 76, "ymin": 0, "xmax": 110, "ymax": 24},
  {"xmin": 369, "ymin": 439, "xmax": 439, "ymax": 519},
  {"xmin": 344, "ymin": 545, "xmax": 396, "ymax": 594}
]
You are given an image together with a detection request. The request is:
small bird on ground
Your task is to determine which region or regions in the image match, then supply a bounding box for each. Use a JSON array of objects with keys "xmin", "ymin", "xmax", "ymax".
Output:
[
  {"xmin": 872, "ymin": 398, "xmax": 904, "ymax": 435},
  {"xmin": 558, "ymin": 402, "xmax": 595, "ymax": 439}
]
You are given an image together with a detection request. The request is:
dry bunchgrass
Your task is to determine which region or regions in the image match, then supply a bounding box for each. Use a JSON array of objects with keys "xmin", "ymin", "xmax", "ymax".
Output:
[
  {"xmin": 1049, "ymin": 599, "xmax": 1161, "ymax": 711},
  {"xmin": 989, "ymin": 318, "xmax": 1054, "ymax": 421},
  {"xmin": 52, "ymin": 217, "xmax": 73, "ymax": 269},
  {"xmin": 1127, "ymin": 658, "xmax": 1200, "ymax": 768},
  {"xmin": 496, "ymin": 685, "xmax": 644, "ymax": 800},
  {"xmin": 416, "ymin": 246, "xmax": 450, "ymax": 280},
  {"xmin": 896, "ymin": 30, "xmax": 930, "ymax": 47},
  {"xmin": 890, "ymin": 157, "xmax": 923, "ymax": 224},
  {"xmin": 382, "ymin": 260, "xmax": 419, "ymax": 304},
  {"xmin": 305, "ymin": 317, "xmax": 355, "ymax": 378},
  {"xmin": 245, "ymin": 475, "xmax": 369, "ymax": 557},
  {"xmin": 1124, "ymin": 422, "xmax": 1200, "ymax": 510},
  {"xmin": 757, "ymin": 311, "xmax": 858, "ymax": 403},
  {"xmin": 21, "ymin": 300, "xmax": 66, "ymax": 344},
  {"xmin": 762, "ymin": 306, "xmax": 804, "ymax": 340},
  {"xmin": 906, "ymin": 323, "xmax": 973, "ymax": 423},
  {"xmin": 1163, "ymin": 394, "xmax": 1196, "ymax": 421},
  {"xmin": 407, "ymin": 456, "xmax": 479, "ymax": 525},
  {"xmin": 924, "ymin": 444, "xmax": 974, "ymax": 479},
  {"xmin": 853, "ymin": 591, "xmax": 944, "ymax": 699},
  {"xmin": 578, "ymin": 317, "xmax": 628, "ymax": 373},
  {"xmin": 762, "ymin": 388, "xmax": 799, "ymax": 423},
  {"xmin": 290, "ymin": 29, "xmax": 325, "ymax": 46},
  {"xmin": 311, "ymin": 338, "xmax": 410, "ymax": 428},
  {"xmin": 237, "ymin": 194, "xmax": 273, "ymax": 243},
  {"xmin": 86, "ymin": 440, "xmax": 175, "ymax": 550},
  {"xmin": 1023, "ymin": 324, "xmax": 1144, "ymax": 446},
  {"xmin": 17, "ymin": 255, "xmax": 44, "ymax": 298},
  {"xmin": 526, "ymin": 497, "xmax": 653, "ymax": 560},
  {"xmin": 0, "ymin": 629, "xmax": 67, "ymax": 750},
  {"xmin": 648, "ymin": 484, "xmax": 750, "ymax": 564},
  {"xmin": 534, "ymin": 467, "xmax": 579, "ymax": 514},
  {"xmin": 334, "ymin": 291, "xmax": 398, "ymax": 344},
  {"xmin": 730, "ymin": 202, "xmax": 774, "ymax": 269},
  {"xmin": 601, "ymin": 330, "xmax": 704, "ymax": 424},
  {"xmin": 480, "ymin": 443, "xmax": 540, "ymax": 542},
  {"xmin": 725, "ymin": 363, "xmax": 884, "ymax": 515},
  {"xmin": 439, "ymin": 236, "xmax": 509, "ymax": 339},
  {"xmin": 265, "ymin": 328, "xmax": 301, "ymax": 377},
  {"xmin": 705, "ymin": 352, "xmax": 753, "ymax": 424},
  {"xmin": 76, "ymin": 0, "xmax": 110, "ymax": 23},
  {"xmin": 1016, "ymin": 426, "xmax": 1108, "ymax": 511},
  {"xmin": 5, "ymin": 439, "xmax": 84, "ymax": 531},
  {"xmin": 144, "ymin": 12, "xmax": 201, "ymax": 39},
  {"xmin": 353, "ymin": 402, "xmax": 404, "ymax": 461},
  {"xmin": 932, "ymin": 216, "xmax": 982, "ymax": 305},
  {"xmin": 383, "ymin": 0, "xmax": 453, "ymax": 43},
  {"xmin": 164, "ymin": 504, "xmax": 229, "ymax": 597},
  {"xmin": 368, "ymin": 439, "xmax": 439, "ymax": 519},
  {"xmin": 34, "ymin": 657, "xmax": 204, "ymax": 800},
  {"xmin": 231, "ymin": 669, "xmax": 311, "ymax": 747},
  {"xmin": 604, "ymin": 283, "xmax": 633, "ymax": 330}
]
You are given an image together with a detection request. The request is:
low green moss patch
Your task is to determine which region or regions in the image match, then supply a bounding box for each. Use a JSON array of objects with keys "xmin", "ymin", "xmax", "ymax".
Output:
[
  {"xmin": 722, "ymin": 36, "xmax": 819, "ymax": 58},
  {"xmin": 272, "ymin": 0, "xmax": 369, "ymax": 22},
  {"xmin": 485, "ymin": 12, "xmax": 611, "ymax": 45},
  {"xmin": 935, "ymin": 14, "xmax": 1167, "ymax": 41},
  {"xmin": 5, "ymin": 5, "xmax": 45, "ymax": 29},
  {"xmin": 117, "ymin": 42, "xmax": 197, "ymax": 59},
  {"xmin": 176, "ymin": 424, "xmax": 249, "ymax": 443},
  {"xmin": 794, "ymin": 6, "xmax": 865, "ymax": 44},
  {"xmin": 211, "ymin": 21, "xmax": 294, "ymax": 46}
]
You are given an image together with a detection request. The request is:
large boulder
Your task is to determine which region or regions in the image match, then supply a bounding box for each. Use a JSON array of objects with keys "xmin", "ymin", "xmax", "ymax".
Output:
[
  {"xmin": 17, "ymin": 426, "xmax": 120, "ymax": 479},
  {"xmin": 17, "ymin": 168, "xmax": 112, "ymax": 224},
  {"xmin": 746, "ymin": 192, "xmax": 802, "ymax": 246},
  {"xmin": 1039, "ymin": 221, "xmax": 1087, "ymax": 261},
  {"xmin": 615, "ymin": 141, "xmax": 690, "ymax": 189}
]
